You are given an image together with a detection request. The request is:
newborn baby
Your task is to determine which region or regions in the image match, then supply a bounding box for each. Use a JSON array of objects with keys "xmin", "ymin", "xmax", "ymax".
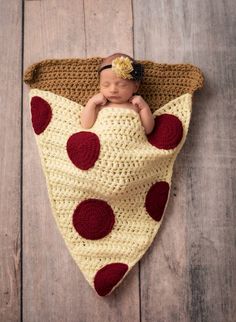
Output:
[{"xmin": 81, "ymin": 53, "xmax": 155, "ymax": 135}]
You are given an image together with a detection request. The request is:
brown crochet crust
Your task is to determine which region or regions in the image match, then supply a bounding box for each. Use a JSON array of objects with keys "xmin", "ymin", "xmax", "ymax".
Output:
[{"xmin": 24, "ymin": 57, "xmax": 204, "ymax": 112}]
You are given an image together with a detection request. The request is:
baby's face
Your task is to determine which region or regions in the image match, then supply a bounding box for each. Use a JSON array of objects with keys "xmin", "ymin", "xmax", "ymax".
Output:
[{"xmin": 99, "ymin": 69, "xmax": 139, "ymax": 104}]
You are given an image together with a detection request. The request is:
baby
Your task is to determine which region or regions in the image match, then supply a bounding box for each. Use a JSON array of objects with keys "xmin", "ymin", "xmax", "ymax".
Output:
[{"xmin": 81, "ymin": 53, "xmax": 155, "ymax": 135}]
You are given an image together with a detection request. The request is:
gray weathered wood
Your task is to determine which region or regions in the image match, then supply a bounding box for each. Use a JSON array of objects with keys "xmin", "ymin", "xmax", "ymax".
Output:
[
  {"xmin": 0, "ymin": 1, "xmax": 22, "ymax": 321},
  {"xmin": 23, "ymin": 1, "xmax": 139, "ymax": 322},
  {"xmin": 1, "ymin": 0, "xmax": 235, "ymax": 321},
  {"xmin": 133, "ymin": 0, "xmax": 236, "ymax": 321},
  {"xmin": 23, "ymin": 1, "xmax": 87, "ymax": 321}
]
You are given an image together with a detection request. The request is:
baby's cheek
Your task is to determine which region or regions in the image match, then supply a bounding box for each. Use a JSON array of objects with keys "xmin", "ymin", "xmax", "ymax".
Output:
[{"xmin": 100, "ymin": 89, "xmax": 107, "ymax": 96}]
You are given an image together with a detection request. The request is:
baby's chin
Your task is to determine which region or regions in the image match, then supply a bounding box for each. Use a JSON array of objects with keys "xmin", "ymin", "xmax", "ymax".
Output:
[{"xmin": 106, "ymin": 97, "xmax": 128, "ymax": 104}]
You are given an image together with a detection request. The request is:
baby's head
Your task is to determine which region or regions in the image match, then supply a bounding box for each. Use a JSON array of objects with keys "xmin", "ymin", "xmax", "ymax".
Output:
[{"xmin": 98, "ymin": 53, "xmax": 144, "ymax": 104}]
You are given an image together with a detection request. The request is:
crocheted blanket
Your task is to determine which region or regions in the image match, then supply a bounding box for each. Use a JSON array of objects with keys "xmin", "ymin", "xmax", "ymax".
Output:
[{"xmin": 24, "ymin": 57, "xmax": 204, "ymax": 297}]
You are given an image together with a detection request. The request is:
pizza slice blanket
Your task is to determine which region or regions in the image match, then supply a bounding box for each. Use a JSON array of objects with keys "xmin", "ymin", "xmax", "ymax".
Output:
[{"xmin": 24, "ymin": 57, "xmax": 204, "ymax": 297}]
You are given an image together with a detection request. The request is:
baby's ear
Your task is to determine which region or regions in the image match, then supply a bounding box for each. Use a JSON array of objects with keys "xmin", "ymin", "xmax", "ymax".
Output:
[{"xmin": 134, "ymin": 81, "xmax": 140, "ymax": 93}]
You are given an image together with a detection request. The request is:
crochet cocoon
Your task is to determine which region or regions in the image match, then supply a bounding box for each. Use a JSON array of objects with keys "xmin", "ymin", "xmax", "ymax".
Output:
[{"xmin": 24, "ymin": 57, "xmax": 204, "ymax": 297}]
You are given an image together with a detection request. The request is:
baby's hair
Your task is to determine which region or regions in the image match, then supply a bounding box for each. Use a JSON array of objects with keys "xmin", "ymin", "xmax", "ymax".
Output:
[{"xmin": 98, "ymin": 52, "xmax": 144, "ymax": 83}]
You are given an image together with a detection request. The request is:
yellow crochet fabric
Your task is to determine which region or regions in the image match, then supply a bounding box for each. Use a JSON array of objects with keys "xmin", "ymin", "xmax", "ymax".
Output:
[{"xmin": 27, "ymin": 87, "xmax": 193, "ymax": 297}]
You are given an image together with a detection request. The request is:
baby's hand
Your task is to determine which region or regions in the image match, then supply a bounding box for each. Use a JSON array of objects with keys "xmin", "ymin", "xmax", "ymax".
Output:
[
  {"xmin": 88, "ymin": 93, "xmax": 107, "ymax": 107},
  {"xmin": 128, "ymin": 95, "xmax": 148, "ymax": 111}
]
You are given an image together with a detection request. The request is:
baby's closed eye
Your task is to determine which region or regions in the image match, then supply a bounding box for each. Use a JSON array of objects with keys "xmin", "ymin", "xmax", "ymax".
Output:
[{"xmin": 101, "ymin": 82, "xmax": 109, "ymax": 87}]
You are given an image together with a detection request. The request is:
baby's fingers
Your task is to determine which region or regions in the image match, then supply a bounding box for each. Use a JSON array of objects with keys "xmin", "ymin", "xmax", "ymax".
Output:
[
  {"xmin": 128, "ymin": 96, "xmax": 134, "ymax": 103},
  {"xmin": 101, "ymin": 98, "xmax": 107, "ymax": 106}
]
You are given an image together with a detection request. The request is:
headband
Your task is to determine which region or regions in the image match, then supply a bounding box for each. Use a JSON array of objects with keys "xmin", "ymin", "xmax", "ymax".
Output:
[{"xmin": 98, "ymin": 56, "xmax": 144, "ymax": 81}]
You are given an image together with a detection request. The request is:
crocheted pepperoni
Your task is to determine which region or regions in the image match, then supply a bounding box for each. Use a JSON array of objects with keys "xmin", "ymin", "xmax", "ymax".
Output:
[
  {"xmin": 147, "ymin": 114, "xmax": 183, "ymax": 149},
  {"xmin": 72, "ymin": 199, "xmax": 115, "ymax": 240},
  {"xmin": 30, "ymin": 96, "xmax": 52, "ymax": 135},
  {"xmin": 94, "ymin": 263, "xmax": 128, "ymax": 296},
  {"xmin": 145, "ymin": 181, "xmax": 170, "ymax": 221},
  {"xmin": 66, "ymin": 131, "xmax": 100, "ymax": 170}
]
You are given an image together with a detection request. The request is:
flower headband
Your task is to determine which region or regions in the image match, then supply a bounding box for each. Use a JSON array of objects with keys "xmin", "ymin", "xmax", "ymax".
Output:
[{"xmin": 98, "ymin": 56, "xmax": 144, "ymax": 81}]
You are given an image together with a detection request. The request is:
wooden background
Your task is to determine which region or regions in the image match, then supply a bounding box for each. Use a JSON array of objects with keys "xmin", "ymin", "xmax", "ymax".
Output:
[{"xmin": 0, "ymin": 0, "xmax": 235, "ymax": 321}]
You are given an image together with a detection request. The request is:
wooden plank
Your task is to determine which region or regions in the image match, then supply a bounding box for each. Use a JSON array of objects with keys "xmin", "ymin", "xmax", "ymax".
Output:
[
  {"xmin": 82, "ymin": 0, "xmax": 140, "ymax": 318},
  {"xmin": 23, "ymin": 0, "xmax": 139, "ymax": 321},
  {"xmin": 84, "ymin": 0, "xmax": 133, "ymax": 57},
  {"xmin": 23, "ymin": 1, "xmax": 86, "ymax": 321},
  {"xmin": 0, "ymin": 1, "xmax": 22, "ymax": 322},
  {"xmin": 133, "ymin": 0, "xmax": 236, "ymax": 321}
]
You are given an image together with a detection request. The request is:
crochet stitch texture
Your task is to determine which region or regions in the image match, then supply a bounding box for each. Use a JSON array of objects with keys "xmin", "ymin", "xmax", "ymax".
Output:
[{"xmin": 24, "ymin": 57, "xmax": 204, "ymax": 297}]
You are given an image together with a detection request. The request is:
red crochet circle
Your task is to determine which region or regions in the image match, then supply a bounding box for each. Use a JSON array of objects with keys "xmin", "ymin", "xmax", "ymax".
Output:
[
  {"xmin": 145, "ymin": 181, "xmax": 170, "ymax": 221},
  {"xmin": 147, "ymin": 114, "xmax": 183, "ymax": 149},
  {"xmin": 72, "ymin": 199, "xmax": 115, "ymax": 240},
  {"xmin": 94, "ymin": 263, "xmax": 129, "ymax": 296},
  {"xmin": 66, "ymin": 131, "xmax": 100, "ymax": 170},
  {"xmin": 30, "ymin": 96, "xmax": 52, "ymax": 135}
]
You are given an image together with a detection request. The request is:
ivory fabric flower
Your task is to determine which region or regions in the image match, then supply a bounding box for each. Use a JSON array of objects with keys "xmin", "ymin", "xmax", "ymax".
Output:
[{"xmin": 111, "ymin": 56, "xmax": 134, "ymax": 79}]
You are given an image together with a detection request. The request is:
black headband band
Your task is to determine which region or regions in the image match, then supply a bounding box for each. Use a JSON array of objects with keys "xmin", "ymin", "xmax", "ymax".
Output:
[
  {"xmin": 98, "ymin": 64, "xmax": 112, "ymax": 73},
  {"xmin": 98, "ymin": 62, "xmax": 144, "ymax": 81}
]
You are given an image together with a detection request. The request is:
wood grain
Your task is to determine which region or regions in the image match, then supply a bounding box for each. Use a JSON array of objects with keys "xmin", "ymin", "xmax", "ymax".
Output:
[
  {"xmin": 23, "ymin": 1, "xmax": 138, "ymax": 322},
  {"xmin": 23, "ymin": 1, "xmax": 87, "ymax": 321},
  {"xmin": 133, "ymin": 0, "xmax": 236, "ymax": 321},
  {"xmin": 1, "ymin": 0, "xmax": 235, "ymax": 321},
  {"xmin": 0, "ymin": 1, "xmax": 22, "ymax": 321}
]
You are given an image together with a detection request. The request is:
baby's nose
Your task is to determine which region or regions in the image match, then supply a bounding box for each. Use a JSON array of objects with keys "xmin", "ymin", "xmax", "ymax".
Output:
[{"xmin": 110, "ymin": 85, "xmax": 118, "ymax": 93}]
